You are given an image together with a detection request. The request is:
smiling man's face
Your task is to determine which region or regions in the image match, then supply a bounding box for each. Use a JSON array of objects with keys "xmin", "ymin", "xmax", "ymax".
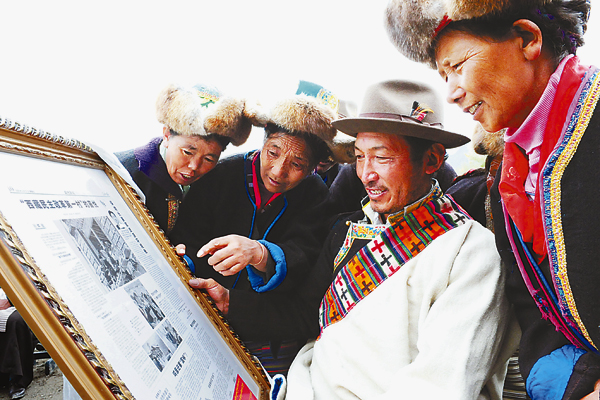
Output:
[{"xmin": 355, "ymin": 132, "xmax": 433, "ymax": 220}]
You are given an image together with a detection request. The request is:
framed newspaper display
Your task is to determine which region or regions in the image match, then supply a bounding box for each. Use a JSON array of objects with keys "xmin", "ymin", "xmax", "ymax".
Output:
[{"xmin": 0, "ymin": 118, "xmax": 270, "ymax": 400}]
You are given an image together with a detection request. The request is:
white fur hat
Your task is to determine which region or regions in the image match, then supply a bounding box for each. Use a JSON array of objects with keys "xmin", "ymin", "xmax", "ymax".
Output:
[
  {"xmin": 156, "ymin": 84, "xmax": 261, "ymax": 146},
  {"xmin": 267, "ymin": 93, "xmax": 359, "ymax": 163},
  {"xmin": 286, "ymin": 80, "xmax": 357, "ymax": 164},
  {"xmin": 268, "ymin": 94, "xmax": 337, "ymax": 143}
]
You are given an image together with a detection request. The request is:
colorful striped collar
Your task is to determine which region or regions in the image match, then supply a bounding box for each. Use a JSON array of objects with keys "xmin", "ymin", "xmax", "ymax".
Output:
[{"xmin": 361, "ymin": 180, "xmax": 441, "ymax": 225}]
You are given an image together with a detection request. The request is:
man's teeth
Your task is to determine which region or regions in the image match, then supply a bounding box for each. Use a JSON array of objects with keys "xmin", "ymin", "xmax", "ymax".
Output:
[
  {"xmin": 469, "ymin": 102, "xmax": 482, "ymax": 115},
  {"xmin": 370, "ymin": 189, "xmax": 383, "ymax": 195}
]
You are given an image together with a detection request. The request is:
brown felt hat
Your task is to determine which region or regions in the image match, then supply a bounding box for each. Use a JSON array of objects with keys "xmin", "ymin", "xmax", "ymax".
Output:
[{"xmin": 332, "ymin": 80, "xmax": 470, "ymax": 149}]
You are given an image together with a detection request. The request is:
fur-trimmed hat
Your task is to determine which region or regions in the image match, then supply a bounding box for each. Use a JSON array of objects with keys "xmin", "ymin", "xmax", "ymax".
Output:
[
  {"xmin": 204, "ymin": 97, "xmax": 267, "ymax": 146},
  {"xmin": 289, "ymin": 80, "xmax": 357, "ymax": 164},
  {"xmin": 156, "ymin": 83, "xmax": 258, "ymax": 146},
  {"xmin": 268, "ymin": 95, "xmax": 337, "ymax": 143},
  {"xmin": 385, "ymin": 0, "xmax": 553, "ymax": 68},
  {"xmin": 472, "ymin": 123, "xmax": 505, "ymax": 157},
  {"xmin": 329, "ymin": 99, "xmax": 358, "ymax": 164}
]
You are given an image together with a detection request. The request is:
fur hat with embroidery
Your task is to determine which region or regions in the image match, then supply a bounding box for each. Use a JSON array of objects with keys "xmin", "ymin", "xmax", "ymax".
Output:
[
  {"xmin": 384, "ymin": 0, "xmax": 585, "ymax": 69},
  {"xmin": 268, "ymin": 94, "xmax": 337, "ymax": 141},
  {"xmin": 156, "ymin": 83, "xmax": 261, "ymax": 146},
  {"xmin": 278, "ymin": 80, "xmax": 356, "ymax": 164}
]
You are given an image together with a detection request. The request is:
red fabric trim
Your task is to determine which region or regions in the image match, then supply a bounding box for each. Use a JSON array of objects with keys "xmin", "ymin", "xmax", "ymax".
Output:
[
  {"xmin": 433, "ymin": 15, "xmax": 452, "ymax": 39},
  {"xmin": 499, "ymin": 144, "xmax": 535, "ymax": 240},
  {"xmin": 251, "ymin": 152, "xmax": 281, "ymax": 209},
  {"xmin": 499, "ymin": 56, "xmax": 587, "ymax": 260},
  {"xmin": 486, "ymin": 156, "xmax": 501, "ymax": 193}
]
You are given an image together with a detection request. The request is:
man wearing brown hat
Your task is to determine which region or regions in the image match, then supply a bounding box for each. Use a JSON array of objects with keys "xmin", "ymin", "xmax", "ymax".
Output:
[{"xmin": 191, "ymin": 80, "xmax": 518, "ymax": 399}]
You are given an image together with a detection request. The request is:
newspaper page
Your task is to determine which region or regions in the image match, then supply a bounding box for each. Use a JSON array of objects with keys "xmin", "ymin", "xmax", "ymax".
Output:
[{"xmin": 0, "ymin": 151, "xmax": 261, "ymax": 400}]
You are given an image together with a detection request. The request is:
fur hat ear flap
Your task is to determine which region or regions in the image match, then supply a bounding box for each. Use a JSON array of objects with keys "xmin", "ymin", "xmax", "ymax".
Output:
[
  {"xmin": 242, "ymin": 99, "xmax": 270, "ymax": 127},
  {"xmin": 203, "ymin": 97, "xmax": 267, "ymax": 146},
  {"xmin": 329, "ymin": 132, "xmax": 357, "ymax": 164},
  {"xmin": 329, "ymin": 99, "xmax": 358, "ymax": 164},
  {"xmin": 472, "ymin": 123, "xmax": 505, "ymax": 157}
]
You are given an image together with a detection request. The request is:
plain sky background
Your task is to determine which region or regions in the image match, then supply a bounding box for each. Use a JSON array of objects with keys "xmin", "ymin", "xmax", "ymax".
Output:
[{"xmin": 1, "ymin": 1, "xmax": 598, "ymax": 173}]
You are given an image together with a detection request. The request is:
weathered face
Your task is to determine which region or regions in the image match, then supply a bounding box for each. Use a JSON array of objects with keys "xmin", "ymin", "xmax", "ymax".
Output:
[
  {"xmin": 435, "ymin": 29, "xmax": 540, "ymax": 132},
  {"xmin": 162, "ymin": 127, "xmax": 223, "ymax": 186},
  {"xmin": 355, "ymin": 132, "xmax": 432, "ymax": 220},
  {"xmin": 260, "ymin": 132, "xmax": 313, "ymax": 194}
]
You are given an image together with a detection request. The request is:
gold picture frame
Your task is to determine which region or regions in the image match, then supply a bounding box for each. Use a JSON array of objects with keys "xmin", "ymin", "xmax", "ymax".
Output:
[{"xmin": 0, "ymin": 118, "xmax": 270, "ymax": 399}]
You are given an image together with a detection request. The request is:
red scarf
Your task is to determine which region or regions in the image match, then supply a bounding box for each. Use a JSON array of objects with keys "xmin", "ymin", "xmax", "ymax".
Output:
[
  {"xmin": 499, "ymin": 57, "xmax": 588, "ymax": 260},
  {"xmin": 251, "ymin": 152, "xmax": 281, "ymax": 209}
]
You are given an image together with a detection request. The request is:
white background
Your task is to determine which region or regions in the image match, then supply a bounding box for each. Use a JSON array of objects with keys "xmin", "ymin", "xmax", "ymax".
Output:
[{"xmin": 0, "ymin": 1, "xmax": 598, "ymax": 172}]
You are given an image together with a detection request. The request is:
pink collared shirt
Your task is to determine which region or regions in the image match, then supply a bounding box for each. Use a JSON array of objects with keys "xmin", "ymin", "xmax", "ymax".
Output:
[{"xmin": 504, "ymin": 55, "xmax": 574, "ymax": 199}]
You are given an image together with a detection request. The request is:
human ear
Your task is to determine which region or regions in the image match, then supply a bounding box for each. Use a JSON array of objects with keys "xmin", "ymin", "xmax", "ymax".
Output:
[
  {"xmin": 513, "ymin": 19, "xmax": 543, "ymax": 61},
  {"xmin": 423, "ymin": 143, "xmax": 445, "ymax": 175},
  {"xmin": 162, "ymin": 126, "xmax": 171, "ymax": 146}
]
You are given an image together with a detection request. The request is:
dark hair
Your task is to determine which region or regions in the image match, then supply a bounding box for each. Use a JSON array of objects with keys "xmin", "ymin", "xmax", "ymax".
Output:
[
  {"xmin": 403, "ymin": 135, "xmax": 436, "ymax": 164},
  {"xmin": 263, "ymin": 122, "xmax": 332, "ymax": 170},
  {"xmin": 204, "ymin": 133, "xmax": 231, "ymax": 151},
  {"xmin": 403, "ymin": 136, "xmax": 448, "ymax": 178},
  {"xmin": 169, "ymin": 128, "xmax": 230, "ymax": 151},
  {"xmin": 432, "ymin": 0, "xmax": 591, "ymax": 63}
]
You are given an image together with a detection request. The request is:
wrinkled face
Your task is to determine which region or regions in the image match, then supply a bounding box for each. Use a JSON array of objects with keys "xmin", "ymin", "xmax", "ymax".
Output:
[
  {"xmin": 260, "ymin": 133, "xmax": 313, "ymax": 194},
  {"xmin": 355, "ymin": 132, "xmax": 431, "ymax": 220},
  {"xmin": 435, "ymin": 30, "xmax": 538, "ymax": 132},
  {"xmin": 162, "ymin": 128, "xmax": 223, "ymax": 186}
]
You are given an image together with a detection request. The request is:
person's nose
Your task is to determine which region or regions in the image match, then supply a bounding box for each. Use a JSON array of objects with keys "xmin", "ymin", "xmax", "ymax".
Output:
[
  {"xmin": 446, "ymin": 74, "xmax": 466, "ymax": 106},
  {"xmin": 359, "ymin": 158, "xmax": 378, "ymax": 184},
  {"xmin": 188, "ymin": 156, "xmax": 203, "ymax": 173},
  {"xmin": 271, "ymin": 158, "xmax": 288, "ymax": 178}
]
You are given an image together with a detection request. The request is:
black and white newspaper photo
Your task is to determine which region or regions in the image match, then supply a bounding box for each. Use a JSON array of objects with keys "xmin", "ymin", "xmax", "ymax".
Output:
[{"xmin": 0, "ymin": 151, "xmax": 261, "ymax": 400}]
